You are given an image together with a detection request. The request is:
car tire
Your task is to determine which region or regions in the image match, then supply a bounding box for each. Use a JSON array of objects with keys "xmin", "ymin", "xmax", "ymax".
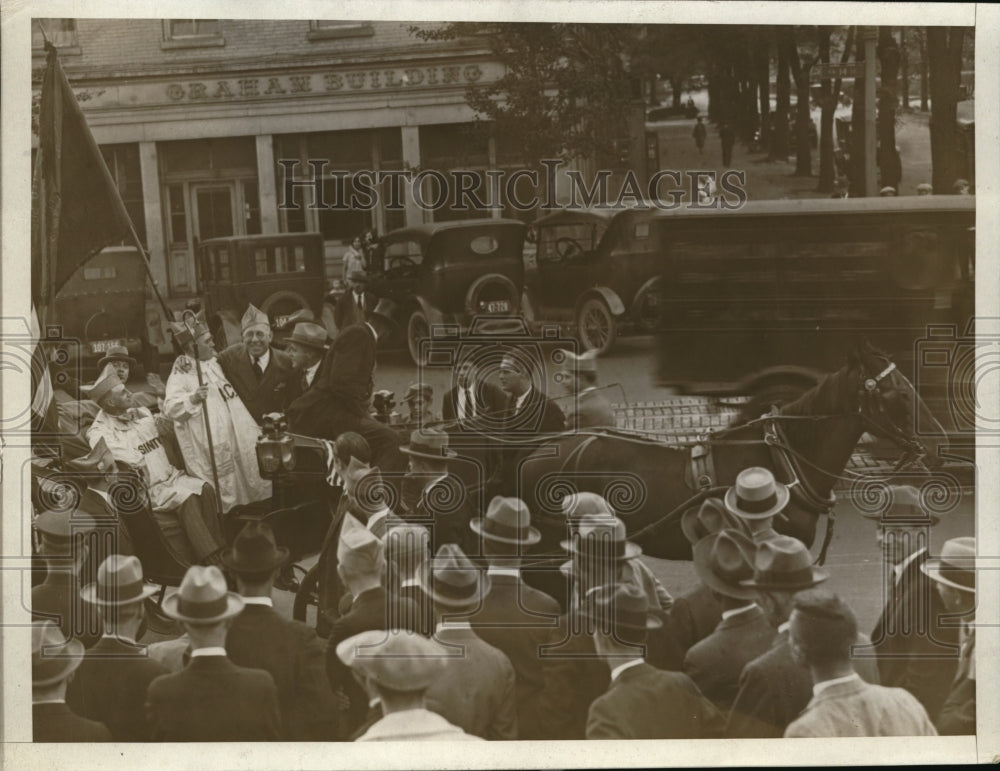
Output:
[
  {"xmin": 261, "ymin": 289, "xmax": 311, "ymax": 326},
  {"xmin": 407, "ymin": 309, "xmax": 430, "ymax": 366},
  {"xmin": 577, "ymin": 297, "xmax": 617, "ymax": 355},
  {"xmin": 292, "ymin": 563, "xmax": 320, "ymax": 625}
]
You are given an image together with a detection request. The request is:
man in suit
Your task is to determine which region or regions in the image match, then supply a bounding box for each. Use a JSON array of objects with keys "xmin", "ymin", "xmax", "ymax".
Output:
[
  {"xmin": 385, "ymin": 522, "xmax": 435, "ymax": 636},
  {"xmin": 218, "ymin": 303, "xmax": 295, "ymax": 424},
  {"xmin": 325, "ymin": 514, "xmax": 418, "ymax": 738},
  {"xmin": 554, "ymin": 348, "xmax": 616, "ymax": 430},
  {"xmin": 65, "ymin": 555, "xmax": 167, "ymax": 740},
  {"xmin": 442, "ymin": 357, "xmax": 506, "ymax": 424},
  {"xmin": 922, "ymin": 537, "xmax": 977, "ymax": 735},
  {"xmin": 418, "ymin": 543, "xmax": 519, "ymax": 740},
  {"xmin": 283, "ymin": 321, "xmax": 330, "ymax": 409},
  {"xmin": 784, "ymin": 589, "xmax": 937, "ymax": 737},
  {"xmin": 336, "ymin": 629, "xmax": 481, "ymax": 741},
  {"xmin": 333, "ymin": 272, "xmax": 376, "ymax": 331},
  {"xmin": 727, "ymin": 535, "xmax": 881, "ymax": 738},
  {"xmin": 684, "ymin": 529, "xmax": 777, "ymax": 713},
  {"xmin": 863, "ymin": 485, "xmax": 960, "ymax": 721},
  {"xmin": 403, "ymin": 382, "xmax": 439, "ymax": 425},
  {"xmin": 32, "ymin": 620, "xmax": 112, "ymax": 742},
  {"xmin": 222, "ymin": 521, "xmax": 339, "ymax": 741},
  {"xmin": 724, "ymin": 466, "xmax": 788, "ymax": 546},
  {"xmin": 145, "ymin": 565, "xmax": 282, "ymax": 741},
  {"xmin": 497, "ymin": 351, "xmax": 565, "ymax": 434},
  {"xmin": 466, "ymin": 496, "xmax": 561, "ymax": 738},
  {"xmin": 586, "ymin": 582, "xmax": 725, "ymax": 739}
]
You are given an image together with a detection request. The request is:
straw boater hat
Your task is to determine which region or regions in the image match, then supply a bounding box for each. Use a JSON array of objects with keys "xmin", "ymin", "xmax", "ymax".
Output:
[
  {"xmin": 693, "ymin": 529, "xmax": 759, "ymax": 600},
  {"xmin": 32, "ymin": 620, "xmax": 85, "ymax": 687},
  {"xmin": 162, "ymin": 565, "xmax": 245, "ymax": 624},
  {"xmin": 921, "ymin": 536, "xmax": 976, "ymax": 593},
  {"xmin": 96, "ymin": 345, "xmax": 137, "ymax": 372},
  {"xmin": 725, "ymin": 467, "xmax": 790, "ymax": 521},
  {"xmin": 80, "ymin": 554, "xmax": 159, "ymax": 607},
  {"xmin": 739, "ymin": 534, "xmax": 828, "ymax": 590},
  {"xmin": 418, "ymin": 543, "xmax": 490, "ymax": 608},
  {"xmin": 400, "ymin": 428, "xmax": 456, "ymax": 461},
  {"xmin": 470, "ymin": 496, "xmax": 542, "ymax": 546},
  {"xmin": 561, "ymin": 511, "xmax": 642, "ymax": 561},
  {"xmin": 336, "ymin": 629, "xmax": 452, "ymax": 692},
  {"xmin": 241, "ymin": 303, "xmax": 270, "ymax": 333},
  {"xmin": 681, "ymin": 497, "xmax": 750, "ymax": 545},
  {"xmin": 582, "ymin": 580, "xmax": 662, "ymax": 631},
  {"xmin": 220, "ymin": 520, "xmax": 289, "ymax": 574},
  {"xmin": 81, "ymin": 368, "xmax": 125, "ymax": 405},
  {"xmin": 858, "ymin": 484, "xmax": 940, "ymax": 527},
  {"xmin": 286, "ymin": 321, "xmax": 329, "ymax": 351}
]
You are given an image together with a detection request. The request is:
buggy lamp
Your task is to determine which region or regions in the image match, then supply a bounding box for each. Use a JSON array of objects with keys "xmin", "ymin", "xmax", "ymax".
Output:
[{"xmin": 256, "ymin": 413, "xmax": 296, "ymax": 477}]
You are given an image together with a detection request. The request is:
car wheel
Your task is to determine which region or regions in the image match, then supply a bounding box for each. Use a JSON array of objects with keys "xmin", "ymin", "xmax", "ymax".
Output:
[
  {"xmin": 577, "ymin": 298, "xmax": 617, "ymax": 355},
  {"xmin": 408, "ymin": 309, "xmax": 430, "ymax": 366},
  {"xmin": 292, "ymin": 563, "xmax": 320, "ymax": 625},
  {"xmin": 261, "ymin": 289, "xmax": 311, "ymax": 329}
]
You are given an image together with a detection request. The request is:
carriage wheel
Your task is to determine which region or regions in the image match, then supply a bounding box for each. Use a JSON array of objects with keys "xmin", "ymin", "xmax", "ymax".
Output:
[
  {"xmin": 292, "ymin": 563, "xmax": 320, "ymax": 625},
  {"xmin": 407, "ymin": 309, "xmax": 430, "ymax": 366},
  {"xmin": 143, "ymin": 586, "xmax": 180, "ymax": 637},
  {"xmin": 577, "ymin": 298, "xmax": 617, "ymax": 355}
]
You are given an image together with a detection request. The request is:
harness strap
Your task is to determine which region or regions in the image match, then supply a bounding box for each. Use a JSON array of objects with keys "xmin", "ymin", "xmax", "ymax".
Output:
[{"xmin": 689, "ymin": 443, "xmax": 716, "ymax": 490}]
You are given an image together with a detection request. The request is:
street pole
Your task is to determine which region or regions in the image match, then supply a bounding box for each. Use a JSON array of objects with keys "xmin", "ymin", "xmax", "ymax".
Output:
[{"xmin": 863, "ymin": 27, "xmax": 878, "ymax": 196}]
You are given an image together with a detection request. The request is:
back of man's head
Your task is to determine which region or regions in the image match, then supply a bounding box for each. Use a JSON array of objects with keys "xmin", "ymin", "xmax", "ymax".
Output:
[
  {"xmin": 335, "ymin": 432, "xmax": 371, "ymax": 469},
  {"xmin": 789, "ymin": 589, "xmax": 857, "ymax": 670}
]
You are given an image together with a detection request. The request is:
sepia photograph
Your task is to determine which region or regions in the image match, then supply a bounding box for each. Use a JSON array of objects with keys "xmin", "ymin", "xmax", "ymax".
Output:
[{"xmin": 1, "ymin": 1, "xmax": 996, "ymax": 767}]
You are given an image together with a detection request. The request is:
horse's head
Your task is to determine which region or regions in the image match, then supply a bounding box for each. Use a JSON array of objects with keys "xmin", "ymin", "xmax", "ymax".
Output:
[{"xmin": 850, "ymin": 340, "xmax": 946, "ymax": 469}]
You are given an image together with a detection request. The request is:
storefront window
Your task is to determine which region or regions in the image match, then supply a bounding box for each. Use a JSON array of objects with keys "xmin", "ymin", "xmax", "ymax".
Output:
[
  {"xmin": 419, "ymin": 122, "xmax": 492, "ymax": 223},
  {"xmin": 99, "ymin": 143, "xmax": 147, "ymax": 247}
]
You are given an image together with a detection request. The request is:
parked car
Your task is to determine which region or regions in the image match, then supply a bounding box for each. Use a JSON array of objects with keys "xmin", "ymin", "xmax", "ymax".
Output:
[
  {"xmin": 197, "ymin": 232, "xmax": 336, "ymax": 348},
  {"xmin": 364, "ymin": 219, "xmax": 527, "ymax": 364},
  {"xmin": 523, "ymin": 206, "xmax": 663, "ymax": 355}
]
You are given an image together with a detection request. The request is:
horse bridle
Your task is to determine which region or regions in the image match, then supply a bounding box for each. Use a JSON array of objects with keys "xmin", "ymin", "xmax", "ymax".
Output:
[{"xmin": 857, "ymin": 356, "xmax": 932, "ymax": 470}]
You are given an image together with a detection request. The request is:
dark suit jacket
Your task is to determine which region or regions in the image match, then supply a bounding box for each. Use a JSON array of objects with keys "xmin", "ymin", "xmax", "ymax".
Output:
[
  {"xmin": 870, "ymin": 549, "xmax": 960, "ymax": 721},
  {"xmin": 410, "ymin": 474, "xmax": 477, "ymax": 557},
  {"xmin": 145, "ymin": 654, "xmax": 282, "ymax": 741},
  {"xmin": 669, "ymin": 583, "xmax": 723, "ymax": 655},
  {"xmin": 32, "ymin": 570, "xmax": 101, "ymax": 649},
  {"xmin": 586, "ymin": 662, "xmax": 725, "ymax": 739},
  {"xmin": 65, "ymin": 635, "xmax": 169, "ymax": 741},
  {"xmin": 226, "ymin": 602, "xmax": 339, "ymax": 741},
  {"xmin": 218, "ymin": 343, "xmax": 294, "ymax": 424},
  {"xmin": 323, "ymin": 323, "xmax": 377, "ymax": 418},
  {"xmin": 683, "ymin": 605, "xmax": 777, "ymax": 712},
  {"xmin": 442, "ymin": 381, "xmax": 507, "ymax": 422},
  {"xmin": 502, "ymin": 388, "xmax": 566, "ymax": 434},
  {"xmin": 333, "ymin": 290, "xmax": 375, "ymax": 331},
  {"xmin": 468, "ymin": 572, "xmax": 562, "ymax": 738},
  {"xmin": 937, "ymin": 630, "xmax": 975, "ymax": 735},
  {"xmin": 32, "ymin": 702, "xmax": 112, "ymax": 743}
]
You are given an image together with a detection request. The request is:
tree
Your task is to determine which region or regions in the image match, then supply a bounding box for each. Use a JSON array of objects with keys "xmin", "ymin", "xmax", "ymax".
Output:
[
  {"xmin": 816, "ymin": 26, "xmax": 854, "ymax": 192},
  {"xmin": 876, "ymin": 27, "xmax": 902, "ymax": 190},
  {"xmin": 783, "ymin": 27, "xmax": 817, "ymax": 176},
  {"xmin": 771, "ymin": 30, "xmax": 791, "ymax": 161},
  {"xmin": 926, "ymin": 26, "xmax": 967, "ymax": 192},
  {"xmin": 632, "ymin": 26, "xmax": 706, "ymax": 108}
]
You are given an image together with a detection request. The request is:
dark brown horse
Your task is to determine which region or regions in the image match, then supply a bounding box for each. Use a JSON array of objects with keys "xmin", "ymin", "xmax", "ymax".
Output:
[{"xmin": 512, "ymin": 341, "xmax": 946, "ymax": 562}]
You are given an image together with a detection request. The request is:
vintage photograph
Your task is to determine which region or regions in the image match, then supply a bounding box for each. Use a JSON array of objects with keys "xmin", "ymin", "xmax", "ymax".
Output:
[{"xmin": 2, "ymin": 2, "xmax": 995, "ymax": 767}]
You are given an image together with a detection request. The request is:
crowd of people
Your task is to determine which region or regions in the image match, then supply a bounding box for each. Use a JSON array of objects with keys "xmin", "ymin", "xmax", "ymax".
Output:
[{"xmin": 30, "ymin": 297, "xmax": 977, "ymax": 743}]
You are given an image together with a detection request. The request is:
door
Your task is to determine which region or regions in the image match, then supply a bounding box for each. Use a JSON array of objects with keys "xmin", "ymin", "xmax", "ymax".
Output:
[
  {"xmin": 166, "ymin": 182, "xmax": 240, "ymax": 296},
  {"xmin": 193, "ymin": 184, "xmax": 237, "ymax": 242}
]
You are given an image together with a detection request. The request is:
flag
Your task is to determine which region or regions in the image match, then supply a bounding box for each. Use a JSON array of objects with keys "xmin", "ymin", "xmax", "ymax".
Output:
[
  {"xmin": 29, "ymin": 305, "xmax": 60, "ymax": 438},
  {"xmin": 31, "ymin": 44, "xmax": 132, "ymax": 320}
]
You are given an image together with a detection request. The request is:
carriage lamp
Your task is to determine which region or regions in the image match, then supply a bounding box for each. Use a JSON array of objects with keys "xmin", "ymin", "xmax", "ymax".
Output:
[
  {"xmin": 372, "ymin": 390, "xmax": 396, "ymax": 424},
  {"xmin": 256, "ymin": 413, "xmax": 296, "ymax": 478}
]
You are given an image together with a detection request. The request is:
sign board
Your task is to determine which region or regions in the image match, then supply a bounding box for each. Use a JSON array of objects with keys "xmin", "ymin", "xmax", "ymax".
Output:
[{"xmin": 812, "ymin": 62, "xmax": 864, "ymax": 81}]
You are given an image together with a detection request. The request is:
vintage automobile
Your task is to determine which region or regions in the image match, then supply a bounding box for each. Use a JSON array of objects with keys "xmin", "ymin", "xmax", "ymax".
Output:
[
  {"xmin": 522, "ymin": 206, "xmax": 663, "ymax": 355},
  {"xmin": 197, "ymin": 232, "xmax": 337, "ymax": 347},
  {"xmin": 364, "ymin": 219, "xmax": 527, "ymax": 364}
]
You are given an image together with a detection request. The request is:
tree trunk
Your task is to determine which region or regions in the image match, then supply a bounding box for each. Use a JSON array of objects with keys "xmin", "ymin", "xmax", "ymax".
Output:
[
  {"xmin": 756, "ymin": 37, "xmax": 771, "ymax": 151},
  {"xmin": 918, "ymin": 29, "xmax": 929, "ymax": 111},
  {"xmin": 817, "ymin": 26, "xmax": 835, "ymax": 191},
  {"xmin": 784, "ymin": 28, "xmax": 813, "ymax": 176},
  {"xmin": 849, "ymin": 31, "xmax": 866, "ymax": 196},
  {"xmin": 771, "ymin": 32, "xmax": 790, "ymax": 161},
  {"xmin": 670, "ymin": 75, "xmax": 683, "ymax": 108},
  {"xmin": 707, "ymin": 66, "xmax": 720, "ymax": 122},
  {"xmin": 900, "ymin": 29, "xmax": 910, "ymax": 111},
  {"xmin": 877, "ymin": 27, "xmax": 902, "ymax": 190},
  {"xmin": 927, "ymin": 26, "xmax": 965, "ymax": 192}
]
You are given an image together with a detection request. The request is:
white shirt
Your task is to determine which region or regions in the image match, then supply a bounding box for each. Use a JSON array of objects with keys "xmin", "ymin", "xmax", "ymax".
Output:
[
  {"xmin": 514, "ymin": 388, "xmax": 532, "ymax": 412},
  {"xmin": 303, "ymin": 360, "xmax": 321, "ymax": 388},
  {"xmin": 357, "ymin": 708, "xmax": 480, "ymax": 742},
  {"xmin": 189, "ymin": 647, "xmax": 227, "ymax": 658},
  {"xmin": 250, "ymin": 348, "xmax": 270, "ymax": 372},
  {"xmin": 721, "ymin": 602, "xmax": 759, "ymax": 621},
  {"xmin": 241, "ymin": 596, "xmax": 273, "ymax": 607},
  {"xmin": 812, "ymin": 672, "xmax": 860, "ymax": 697},
  {"xmin": 893, "ymin": 547, "xmax": 927, "ymax": 585},
  {"xmin": 610, "ymin": 658, "xmax": 645, "ymax": 681},
  {"xmin": 457, "ymin": 385, "xmax": 476, "ymax": 419}
]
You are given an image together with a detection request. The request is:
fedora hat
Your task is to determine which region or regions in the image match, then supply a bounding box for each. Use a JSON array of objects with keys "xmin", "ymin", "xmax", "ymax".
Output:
[
  {"xmin": 681, "ymin": 497, "xmax": 749, "ymax": 545},
  {"xmin": 403, "ymin": 381, "xmax": 433, "ymax": 403},
  {"xmin": 582, "ymin": 581, "xmax": 662, "ymax": 631},
  {"xmin": 220, "ymin": 520, "xmax": 289, "ymax": 574},
  {"xmin": 921, "ymin": 536, "xmax": 976, "ymax": 593},
  {"xmin": 561, "ymin": 511, "xmax": 642, "ymax": 561},
  {"xmin": 693, "ymin": 529, "xmax": 759, "ymax": 600},
  {"xmin": 80, "ymin": 554, "xmax": 159, "ymax": 607},
  {"xmin": 858, "ymin": 484, "xmax": 940, "ymax": 527},
  {"xmin": 470, "ymin": 496, "xmax": 541, "ymax": 546},
  {"xmin": 241, "ymin": 303, "xmax": 270, "ymax": 332},
  {"xmin": 162, "ymin": 565, "xmax": 245, "ymax": 624},
  {"xmin": 96, "ymin": 345, "xmax": 136, "ymax": 372},
  {"xmin": 740, "ymin": 534, "xmax": 828, "ymax": 590},
  {"xmin": 64, "ymin": 437, "xmax": 117, "ymax": 475},
  {"xmin": 561, "ymin": 492, "xmax": 615, "ymax": 521},
  {"xmin": 34, "ymin": 509, "xmax": 98, "ymax": 544},
  {"xmin": 337, "ymin": 629, "xmax": 451, "ymax": 692},
  {"xmin": 286, "ymin": 322, "xmax": 329, "ymax": 351},
  {"xmin": 418, "ymin": 543, "xmax": 490, "ymax": 608},
  {"xmin": 725, "ymin": 467, "xmax": 790, "ymax": 521},
  {"xmin": 32, "ymin": 621, "xmax": 85, "ymax": 687},
  {"xmin": 81, "ymin": 368, "xmax": 125, "ymax": 404},
  {"xmin": 400, "ymin": 428, "xmax": 456, "ymax": 461}
]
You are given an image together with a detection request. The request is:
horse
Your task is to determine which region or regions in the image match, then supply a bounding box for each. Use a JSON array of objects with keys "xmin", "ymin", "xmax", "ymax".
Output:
[{"xmin": 510, "ymin": 340, "xmax": 946, "ymax": 563}]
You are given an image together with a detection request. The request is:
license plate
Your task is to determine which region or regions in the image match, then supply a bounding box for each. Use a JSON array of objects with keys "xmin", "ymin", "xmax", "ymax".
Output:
[
  {"xmin": 91, "ymin": 339, "xmax": 122, "ymax": 354},
  {"xmin": 486, "ymin": 301, "xmax": 510, "ymax": 313}
]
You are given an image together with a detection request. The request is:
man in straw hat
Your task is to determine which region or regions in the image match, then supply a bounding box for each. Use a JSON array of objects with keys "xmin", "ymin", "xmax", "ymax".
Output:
[
  {"xmin": 863, "ymin": 484, "xmax": 959, "ymax": 720},
  {"xmin": 418, "ymin": 543, "xmax": 518, "ymax": 739},
  {"xmin": 466, "ymin": 496, "xmax": 560, "ymax": 737},
  {"xmin": 554, "ymin": 348, "xmax": 615, "ymax": 430},
  {"xmin": 724, "ymin": 466, "xmax": 788, "ymax": 545},
  {"xmin": 86, "ymin": 369, "xmax": 226, "ymax": 563},
  {"xmin": 32, "ymin": 621, "xmax": 112, "ymax": 742},
  {"xmin": 336, "ymin": 629, "xmax": 481, "ymax": 741},
  {"xmin": 163, "ymin": 313, "xmax": 271, "ymax": 513},
  {"xmin": 145, "ymin": 565, "xmax": 281, "ymax": 741},
  {"xmin": 585, "ymin": 581, "xmax": 724, "ymax": 739},
  {"xmin": 222, "ymin": 521, "xmax": 339, "ymax": 741},
  {"xmin": 218, "ymin": 303, "xmax": 295, "ymax": 423},
  {"xmin": 684, "ymin": 529, "xmax": 777, "ymax": 713},
  {"xmin": 65, "ymin": 554, "xmax": 166, "ymax": 740},
  {"xmin": 921, "ymin": 536, "xmax": 977, "ymax": 735},
  {"xmin": 726, "ymin": 535, "xmax": 879, "ymax": 738},
  {"xmin": 784, "ymin": 589, "xmax": 937, "ymax": 737}
]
